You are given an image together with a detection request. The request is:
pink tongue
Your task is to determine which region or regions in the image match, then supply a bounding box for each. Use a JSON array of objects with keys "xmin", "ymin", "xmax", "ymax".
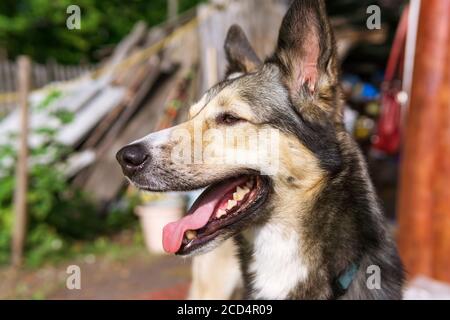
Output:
[{"xmin": 162, "ymin": 177, "xmax": 247, "ymax": 254}]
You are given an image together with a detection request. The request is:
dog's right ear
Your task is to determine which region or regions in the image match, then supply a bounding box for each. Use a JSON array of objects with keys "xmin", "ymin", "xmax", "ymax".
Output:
[{"xmin": 224, "ymin": 25, "xmax": 261, "ymax": 75}]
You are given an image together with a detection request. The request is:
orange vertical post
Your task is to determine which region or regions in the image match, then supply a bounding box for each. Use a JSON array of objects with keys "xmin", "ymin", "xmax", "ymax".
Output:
[
  {"xmin": 431, "ymin": 10, "xmax": 450, "ymax": 282},
  {"xmin": 398, "ymin": 0, "xmax": 450, "ymax": 281}
]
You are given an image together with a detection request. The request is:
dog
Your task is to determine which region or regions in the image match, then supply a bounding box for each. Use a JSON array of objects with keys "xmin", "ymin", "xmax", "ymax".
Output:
[{"xmin": 117, "ymin": 0, "xmax": 404, "ymax": 299}]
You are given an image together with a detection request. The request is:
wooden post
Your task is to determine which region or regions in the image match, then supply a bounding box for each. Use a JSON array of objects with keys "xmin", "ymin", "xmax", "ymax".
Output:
[
  {"xmin": 11, "ymin": 56, "xmax": 31, "ymax": 267},
  {"xmin": 206, "ymin": 47, "xmax": 218, "ymax": 87},
  {"xmin": 168, "ymin": 0, "xmax": 178, "ymax": 22},
  {"xmin": 398, "ymin": 0, "xmax": 450, "ymax": 282},
  {"xmin": 431, "ymin": 4, "xmax": 450, "ymax": 282}
]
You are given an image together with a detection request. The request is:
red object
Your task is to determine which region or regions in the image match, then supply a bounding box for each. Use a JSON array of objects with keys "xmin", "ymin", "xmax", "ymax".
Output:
[
  {"xmin": 373, "ymin": 85, "xmax": 402, "ymax": 154},
  {"xmin": 372, "ymin": 5, "xmax": 409, "ymax": 154}
]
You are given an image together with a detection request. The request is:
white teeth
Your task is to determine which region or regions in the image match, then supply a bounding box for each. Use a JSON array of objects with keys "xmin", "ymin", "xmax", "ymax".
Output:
[
  {"xmin": 185, "ymin": 230, "xmax": 197, "ymax": 240},
  {"xmin": 216, "ymin": 209, "xmax": 227, "ymax": 218},
  {"xmin": 227, "ymin": 199, "xmax": 237, "ymax": 210},
  {"xmin": 232, "ymin": 192, "xmax": 242, "ymax": 201},
  {"xmin": 233, "ymin": 186, "xmax": 249, "ymax": 201},
  {"xmin": 217, "ymin": 184, "xmax": 253, "ymax": 218}
]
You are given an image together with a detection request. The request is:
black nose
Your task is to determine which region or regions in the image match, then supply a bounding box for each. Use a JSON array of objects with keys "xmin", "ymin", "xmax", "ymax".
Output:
[{"xmin": 116, "ymin": 144, "xmax": 149, "ymax": 176}]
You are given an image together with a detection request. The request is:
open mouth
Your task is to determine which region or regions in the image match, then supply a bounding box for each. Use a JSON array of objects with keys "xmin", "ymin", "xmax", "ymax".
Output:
[{"xmin": 162, "ymin": 175, "xmax": 269, "ymax": 255}]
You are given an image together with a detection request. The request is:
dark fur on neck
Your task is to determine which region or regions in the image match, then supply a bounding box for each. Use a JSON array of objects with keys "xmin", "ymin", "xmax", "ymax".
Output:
[{"xmin": 235, "ymin": 130, "xmax": 404, "ymax": 299}]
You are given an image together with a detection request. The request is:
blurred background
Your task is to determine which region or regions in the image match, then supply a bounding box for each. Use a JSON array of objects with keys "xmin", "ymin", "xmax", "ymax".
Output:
[{"xmin": 0, "ymin": 0, "xmax": 449, "ymax": 299}]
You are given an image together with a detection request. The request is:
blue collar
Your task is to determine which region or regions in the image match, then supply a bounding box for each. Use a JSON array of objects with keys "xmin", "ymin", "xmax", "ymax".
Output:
[
  {"xmin": 331, "ymin": 263, "xmax": 359, "ymax": 298},
  {"xmin": 337, "ymin": 263, "xmax": 359, "ymax": 290}
]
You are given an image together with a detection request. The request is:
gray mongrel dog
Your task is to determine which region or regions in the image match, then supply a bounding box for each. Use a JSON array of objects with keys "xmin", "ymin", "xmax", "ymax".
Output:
[{"xmin": 117, "ymin": 0, "xmax": 404, "ymax": 299}]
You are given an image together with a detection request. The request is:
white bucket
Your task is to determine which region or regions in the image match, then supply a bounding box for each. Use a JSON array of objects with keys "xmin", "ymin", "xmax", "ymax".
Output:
[{"xmin": 135, "ymin": 194, "xmax": 185, "ymax": 254}]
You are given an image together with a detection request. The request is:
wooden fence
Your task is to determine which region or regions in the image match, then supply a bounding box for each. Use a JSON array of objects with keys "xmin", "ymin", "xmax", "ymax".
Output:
[{"xmin": 0, "ymin": 60, "xmax": 95, "ymax": 112}]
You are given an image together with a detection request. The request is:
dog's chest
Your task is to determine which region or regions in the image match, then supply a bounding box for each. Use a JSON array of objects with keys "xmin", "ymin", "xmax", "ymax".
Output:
[{"xmin": 246, "ymin": 224, "xmax": 309, "ymax": 299}]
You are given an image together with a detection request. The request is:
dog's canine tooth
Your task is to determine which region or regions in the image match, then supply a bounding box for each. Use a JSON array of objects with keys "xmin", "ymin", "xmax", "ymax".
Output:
[
  {"xmin": 233, "ymin": 186, "xmax": 249, "ymax": 201},
  {"xmin": 216, "ymin": 209, "xmax": 227, "ymax": 218},
  {"xmin": 227, "ymin": 199, "xmax": 237, "ymax": 210},
  {"xmin": 185, "ymin": 230, "xmax": 197, "ymax": 240}
]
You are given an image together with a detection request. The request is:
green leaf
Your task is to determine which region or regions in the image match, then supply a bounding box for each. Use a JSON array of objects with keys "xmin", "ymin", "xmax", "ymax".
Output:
[{"xmin": 51, "ymin": 109, "xmax": 75, "ymax": 124}]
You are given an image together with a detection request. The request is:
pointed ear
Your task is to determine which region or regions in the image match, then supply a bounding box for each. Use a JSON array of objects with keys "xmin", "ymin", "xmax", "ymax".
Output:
[
  {"xmin": 224, "ymin": 25, "xmax": 262, "ymax": 75},
  {"xmin": 274, "ymin": 0, "xmax": 338, "ymax": 95}
]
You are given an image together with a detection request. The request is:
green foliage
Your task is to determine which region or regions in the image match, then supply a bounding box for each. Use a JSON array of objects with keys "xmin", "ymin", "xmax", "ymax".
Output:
[
  {"xmin": 0, "ymin": 90, "xmax": 137, "ymax": 267},
  {"xmin": 0, "ymin": 0, "xmax": 206, "ymax": 64}
]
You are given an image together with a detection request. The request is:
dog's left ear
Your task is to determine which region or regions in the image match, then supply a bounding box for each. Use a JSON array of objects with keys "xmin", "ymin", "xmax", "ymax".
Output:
[
  {"xmin": 224, "ymin": 25, "xmax": 262, "ymax": 75},
  {"xmin": 273, "ymin": 0, "xmax": 338, "ymax": 100}
]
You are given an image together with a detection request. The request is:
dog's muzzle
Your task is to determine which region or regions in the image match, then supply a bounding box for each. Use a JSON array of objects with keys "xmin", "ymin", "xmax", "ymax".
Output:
[{"xmin": 116, "ymin": 143, "xmax": 149, "ymax": 177}]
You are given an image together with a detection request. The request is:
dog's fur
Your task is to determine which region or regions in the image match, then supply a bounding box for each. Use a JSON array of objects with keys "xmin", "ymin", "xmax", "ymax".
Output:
[
  {"xmin": 117, "ymin": 0, "xmax": 404, "ymax": 299},
  {"xmin": 188, "ymin": 237, "xmax": 243, "ymax": 299}
]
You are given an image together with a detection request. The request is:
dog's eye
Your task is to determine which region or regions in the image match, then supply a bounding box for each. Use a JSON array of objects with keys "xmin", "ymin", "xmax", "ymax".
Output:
[{"xmin": 216, "ymin": 113, "xmax": 243, "ymax": 125}]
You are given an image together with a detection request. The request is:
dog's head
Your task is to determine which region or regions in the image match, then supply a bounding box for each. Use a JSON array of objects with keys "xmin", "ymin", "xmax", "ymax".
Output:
[{"xmin": 117, "ymin": 0, "xmax": 343, "ymax": 256}]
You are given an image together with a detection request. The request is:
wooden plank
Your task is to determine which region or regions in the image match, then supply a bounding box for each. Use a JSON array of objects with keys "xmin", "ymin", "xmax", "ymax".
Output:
[
  {"xmin": 0, "ymin": 70, "xmax": 110, "ymax": 148},
  {"xmin": 0, "ymin": 77, "xmax": 99, "ymax": 147},
  {"xmin": 81, "ymin": 71, "xmax": 179, "ymax": 203},
  {"xmin": 112, "ymin": 58, "xmax": 149, "ymax": 87},
  {"xmin": 63, "ymin": 150, "xmax": 96, "ymax": 178},
  {"xmin": 106, "ymin": 21, "xmax": 148, "ymax": 75},
  {"xmin": 99, "ymin": 16, "xmax": 200, "ymax": 152},
  {"xmin": 56, "ymin": 86, "xmax": 126, "ymax": 146},
  {"xmin": 144, "ymin": 6, "xmax": 197, "ymax": 48},
  {"xmin": 82, "ymin": 56, "xmax": 161, "ymax": 149},
  {"xmin": 11, "ymin": 56, "xmax": 31, "ymax": 267}
]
